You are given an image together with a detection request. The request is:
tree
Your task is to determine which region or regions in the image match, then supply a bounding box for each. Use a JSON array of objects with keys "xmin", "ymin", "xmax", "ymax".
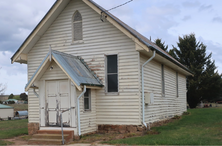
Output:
[
  {"xmin": 169, "ymin": 33, "xmax": 222, "ymax": 108},
  {"xmin": 0, "ymin": 67, "xmax": 6, "ymax": 95},
  {"xmin": 0, "ymin": 83, "xmax": 6, "ymax": 95},
  {"xmin": 154, "ymin": 38, "xmax": 168, "ymax": 52},
  {"xmin": 20, "ymin": 93, "xmax": 28, "ymax": 101},
  {"xmin": 8, "ymin": 93, "xmax": 14, "ymax": 99}
]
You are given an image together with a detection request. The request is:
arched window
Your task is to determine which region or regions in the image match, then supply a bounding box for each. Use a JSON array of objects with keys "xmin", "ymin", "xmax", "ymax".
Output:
[{"xmin": 73, "ymin": 11, "xmax": 82, "ymax": 41}]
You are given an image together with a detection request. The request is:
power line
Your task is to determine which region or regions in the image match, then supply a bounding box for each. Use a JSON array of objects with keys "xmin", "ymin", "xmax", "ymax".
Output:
[
  {"xmin": 106, "ymin": 0, "xmax": 133, "ymax": 12},
  {"xmin": 100, "ymin": 0, "xmax": 133, "ymax": 22}
]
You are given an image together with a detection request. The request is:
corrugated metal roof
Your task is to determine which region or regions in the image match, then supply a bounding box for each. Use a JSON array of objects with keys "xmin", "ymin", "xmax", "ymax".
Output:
[
  {"xmin": 88, "ymin": 0, "xmax": 192, "ymax": 75},
  {"xmin": 52, "ymin": 50, "xmax": 103, "ymax": 86},
  {"xmin": 25, "ymin": 50, "xmax": 103, "ymax": 90},
  {"xmin": 0, "ymin": 104, "xmax": 13, "ymax": 109}
]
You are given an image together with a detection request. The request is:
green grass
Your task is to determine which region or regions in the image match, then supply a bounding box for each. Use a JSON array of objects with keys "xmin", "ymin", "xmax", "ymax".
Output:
[
  {"xmin": 107, "ymin": 108, "xmax": 222, "ymax": 145},
  {"xmin": 0, "ymin": 119, "xmax": 28, "ymax": 140},
  {"xmin": 13, "ymin": 95, "xmax": 21, "ymax": 100},
  {"xmin": 8, "ymin": 104, "xmax": 28, "ymax": 111}
]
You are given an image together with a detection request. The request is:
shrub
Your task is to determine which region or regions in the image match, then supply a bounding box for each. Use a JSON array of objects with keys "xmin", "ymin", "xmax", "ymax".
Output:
[
  {"xmin": 183, "ymin": 111, "xmax": 190, "ymax": 115},
  {"xmin": 8, "ymin": 101, "xmax": 15, "ymax": 104}
]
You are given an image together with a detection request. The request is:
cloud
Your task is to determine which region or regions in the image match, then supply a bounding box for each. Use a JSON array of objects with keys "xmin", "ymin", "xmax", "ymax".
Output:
[
  {"xmin": 0, "ymin": 51, "xmax": 27, "ymax": 94},
  {"xmin": 182, "ymin": 1, "xmax": 200, "ymax": 8},
  {"xmin": 0, "ymin": 51, "xmax": 27, "ymax": 75},
  {"xmin": 182, "ymin": 15, "xmax": 191, "ymax": 21},
  {"xmin": 212, "ymin": 16, "xmax": 222, "ymax": 23},
  {"xmin": 198, "ymin": 36, "xmax": 222, "ymax": 74},
  {"xmin": 0, "ymin": 0, "xmax": 55, "ymax": 52},
  {"xmin": 199, "ymin": 4, "xmax": 213, "ymax": 12}
]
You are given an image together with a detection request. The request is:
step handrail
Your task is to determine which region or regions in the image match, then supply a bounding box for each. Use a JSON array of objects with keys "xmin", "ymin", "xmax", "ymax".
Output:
[{"xmin": 60, "ymin": 107, "xmax": 74, "ymax": 145}]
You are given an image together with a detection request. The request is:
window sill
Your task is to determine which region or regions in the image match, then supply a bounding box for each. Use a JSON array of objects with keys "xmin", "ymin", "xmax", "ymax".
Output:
[
  {"xmin": 105, "ymin": 92, "xmax": 119, "ymax": 96},
  {"xmin": 71, "ymin": 40, "xmax": 84, "ymax": 45},
  {"xmin": 83, "ymin": 110, "xmax": 91, "ymax": 113}
]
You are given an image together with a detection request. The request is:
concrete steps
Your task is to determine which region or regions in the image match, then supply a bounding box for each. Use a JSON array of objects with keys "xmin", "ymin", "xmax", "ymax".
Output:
[{"xmin": 28, "ymin": 130, "xmax": 74, "ymax": 145}]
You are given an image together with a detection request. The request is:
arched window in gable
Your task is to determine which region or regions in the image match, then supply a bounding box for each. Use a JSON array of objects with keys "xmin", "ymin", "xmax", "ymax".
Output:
[{"xmin": 73, "ymin": 11, "xmax": 82, "ymax": 41}]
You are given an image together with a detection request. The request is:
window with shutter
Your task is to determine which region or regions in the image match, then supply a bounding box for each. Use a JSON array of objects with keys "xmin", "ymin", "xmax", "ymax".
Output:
[{"xmin": 73, "ymin": 11, "xmax": 83, "ymax": 41}]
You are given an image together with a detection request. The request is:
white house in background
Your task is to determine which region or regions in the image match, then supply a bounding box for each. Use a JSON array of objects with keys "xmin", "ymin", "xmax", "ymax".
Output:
[
  {"xmin": 0, "ymin": 104, "xmax": 14, "ymax": 119},
  {"xmin": 11, "ymin": 0, "xmax": 192, "ymax": 137},
  {"xmin": 3, "ymin": 99, "xmax": 18, "ymax": 104}
]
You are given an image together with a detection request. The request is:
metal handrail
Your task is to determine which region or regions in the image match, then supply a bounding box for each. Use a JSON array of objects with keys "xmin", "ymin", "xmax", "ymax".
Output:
[{"xmin": 60, "ymin": 107, "xmax": 74, "ymax": 145}]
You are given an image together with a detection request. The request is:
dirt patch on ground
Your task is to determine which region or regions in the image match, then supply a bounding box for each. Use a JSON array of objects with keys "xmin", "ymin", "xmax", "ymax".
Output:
[
  {"xmin": 70, "ymin": 132, "xmax": 143, "ymax": 144},
  {"xmin": 3, "ymin": 135, "xmax": 30, "ymax": 145},
  {"xmin": 71, "ymin": 117, "xmax": 181, "ymax": 144}
]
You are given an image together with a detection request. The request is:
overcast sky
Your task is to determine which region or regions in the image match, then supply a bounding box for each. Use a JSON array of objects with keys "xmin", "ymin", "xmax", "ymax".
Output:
[{"xmin": 1, "ymin": 0, "xmax": 222, "ymax": 95}]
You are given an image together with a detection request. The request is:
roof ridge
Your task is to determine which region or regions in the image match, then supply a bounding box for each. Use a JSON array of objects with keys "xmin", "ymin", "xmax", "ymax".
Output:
[{"xmin": 52, "ymin": 50, "xmax": 79, "ymax": 59}]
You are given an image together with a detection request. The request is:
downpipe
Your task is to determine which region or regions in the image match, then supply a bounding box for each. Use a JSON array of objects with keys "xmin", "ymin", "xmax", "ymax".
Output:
[
  {"xmin": 33, "ymin": 88, "xmax": 39, "ymax": 98},
  {"xmin": 77, "ymin": 85, "xmax": 86, "ymax": 136},
  {"xmin": 142, "ymin": 50, "xmax": 156, "ymax": 129}
]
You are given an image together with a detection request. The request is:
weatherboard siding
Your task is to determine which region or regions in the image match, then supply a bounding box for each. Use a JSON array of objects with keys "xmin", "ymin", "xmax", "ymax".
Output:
[
  {"xmin": 140, "ymin": 53, "xmax": 187, "ymax": 124},
  {"xmin": 40, "ymin": 61, "xmax": 68, "ymax": 81},
  {"xmin": 27, "ymin": 0, "xmax": 140, "ymax": 127},
  {"xmin": 77, "ymin": 89, "xmax": 97, "ymax": 135}
]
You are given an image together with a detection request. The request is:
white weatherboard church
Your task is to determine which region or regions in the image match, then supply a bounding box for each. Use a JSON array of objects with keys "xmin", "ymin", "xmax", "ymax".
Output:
[{"xmin": 11, "ymin": 0, "xmax": 192, "ymax": 142}]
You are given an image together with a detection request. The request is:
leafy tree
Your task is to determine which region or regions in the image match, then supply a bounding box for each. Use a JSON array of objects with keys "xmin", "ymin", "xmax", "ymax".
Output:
[
  {"xmin": 169, "ymin": 33, "xmax": 222, "ymax": 108},
  {"xmin": 8, "ymin": 93, "xmax": 14, "ymax": 99},
  {"xmin": 154, "ymin": 38, "xmax": 168, "ymax": 52},
  {"xmin": 20, "ymin": 93, "xmax": 28, "ymax": 101}
]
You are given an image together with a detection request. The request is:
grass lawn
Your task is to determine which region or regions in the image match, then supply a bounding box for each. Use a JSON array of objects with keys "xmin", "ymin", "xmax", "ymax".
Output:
[
  {"xmin": 107, "ymin": 108, "xmax": 222, "ymax": 145},
  {"xmin": 8, "ymin": 104, "xmax": 28, "ymax": 111},
  {"xmin": 0, "ymin": 119, "xmax": 28, "ymax": 145},
  {"xmin": 13, "ymin": 95, "xmax": 21, "ymax": 100}
]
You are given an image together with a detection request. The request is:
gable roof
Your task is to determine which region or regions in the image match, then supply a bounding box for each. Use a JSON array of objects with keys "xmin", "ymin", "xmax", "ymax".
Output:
[
  {"xmin": 25, "ymin": 50, "xmax": 103, "ymax": 91},
  {"xmin": 11, "ymin": 0, "xmax": 192, "ymax": 75},
  {"xmin": 87, "ymin": 0, "xmax": 192, "ymax": 75}
]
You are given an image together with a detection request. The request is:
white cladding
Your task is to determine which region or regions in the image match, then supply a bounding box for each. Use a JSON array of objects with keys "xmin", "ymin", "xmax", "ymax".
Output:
[
  {"xmin": 27, "ymin": 0, "xmax": 140, "ymax": 131},
  {"xmin": 26, "ymin": 0, "xmax": 188, "ymax": 135},
  {"xmin": 77, "ymin": 89, "xmax": 97, "ymax": 135},
  {"xmin": 0, "ymin": 109, "xmax": 14, "ymax": 119},
  {"xmin": 140, "ymin": 53, "xmax": 187, "ymax": 124}
]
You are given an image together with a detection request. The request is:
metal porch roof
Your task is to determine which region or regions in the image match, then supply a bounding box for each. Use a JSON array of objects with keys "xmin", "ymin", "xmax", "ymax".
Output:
[
  {"xmin": 25, "ymin": 50, "xmax": 103, "ymax": 91},
  {"xmin": 52, "ymin": 50, "xmax": 103, "ymax": 87}
]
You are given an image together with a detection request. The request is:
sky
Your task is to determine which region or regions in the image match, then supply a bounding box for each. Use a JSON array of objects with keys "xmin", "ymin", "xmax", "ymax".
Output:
[{"xmin": 1, "ymin": 0, "xmax": 222, "ymax": 95}]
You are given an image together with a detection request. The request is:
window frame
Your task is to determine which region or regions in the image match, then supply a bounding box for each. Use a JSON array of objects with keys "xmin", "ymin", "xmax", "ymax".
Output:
[
  {"xmin": 84, "ymin": 88, "xmax": 91, "ymax": 111},
  {"xmin": 176, "ymin": 72, "xmax": 179, "ymax": 97},
  {"xmin": 72, "ymin": 10, "xmax": 83, "ymax": 43},
  {"xmin": 105, "ymin": 54, "xmax": 119, "ymax": 95},
  {"xmin": 161, "ymin": 64, "xmax": 165, "ymax": 97}
]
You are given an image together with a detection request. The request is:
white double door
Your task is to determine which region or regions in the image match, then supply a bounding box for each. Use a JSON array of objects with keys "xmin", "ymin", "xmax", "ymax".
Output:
[{"xmin": 46, "ymin": 80, "xmax": 71, "ymax": 127}]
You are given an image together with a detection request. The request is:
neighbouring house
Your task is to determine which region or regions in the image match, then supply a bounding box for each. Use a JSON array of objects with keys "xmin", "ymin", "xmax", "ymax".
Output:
[
  {"xmin": 3, "ymin": 99, "xmax": 18, "ymax": 104},
  {"xmin": 0, "ymin": 104, "xmax": 14, "ymax": 119},
  {"xmin": 0, "ymin": 95, "xmax": 9, "ymax": 102},
  {"xmin": 11, "ymin": 0, "xmax": 192, "ymax": 139}
]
